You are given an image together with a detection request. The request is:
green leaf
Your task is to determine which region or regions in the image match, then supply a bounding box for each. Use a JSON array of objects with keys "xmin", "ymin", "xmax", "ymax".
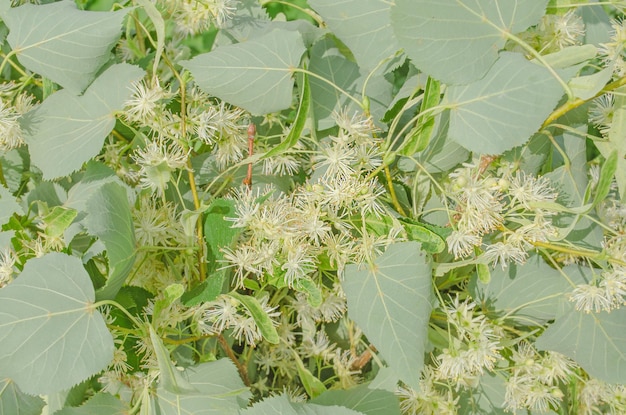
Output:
[
  {"xmin": 2, "ymin": 2, "xmax": 128, "ymax": 94},
  {"xmin": 22, "ymin": 63, "xmax": 144, "ymax": 180},
  {"xmin": 228, "ymin": 292, "xmax": 280, "ymax": 344},
  {"xmin": 399, "ymin": 77, "xmax": 440, "ymax": 156},
  {"xmin": 149, "ymin": 325, "xmax": 198, "ymax": 395},
  {"xmin": 399, "ymin": 218, "xmax": 445, "ymax": 254},
  {"xmin": 241, "ymin": 394, "xmax": 363, "ymax": 415},
  {"xmin": 308, "ymin": 0, "xmax": 399, "ymax": 71},
  {"xmin": 294, "ymin": 278, "xmax": 323, "ymax": 308},
  {"xmin": 569, "ymin": 65, "xmax": 613, "ymax": 101},
  {"xmin": 596, "ymin": 86, "xmax": 626, "ymax": 201},
  {"xmin": 312, "ymin": 385, "xmax": 401, "ymax": 415},
  {"xmin": 0, "ymin": 185, "xmax": 22, "ymax": 226},
  {"xmin": 471, "ymin": 255, "xmax": 570, "ymax": 322},
  {"xmin": 53, "ymin": 392, "xmax": 128, "ymax": 415},
  {"xmin": 0, "ymin": 378, "xmax": 45, "ymax": 415},
  {"xmin": 156, "ymin": 359, "xmax": 251, "ymax": 415},
  {"xmin": 342, "ymin": 241, "xmax": 432, "ymax": 390},
  {"xmin": 85, "ymin": 182, "xmax": 136, "ymax": 301},
  {"xmin": 184, "ymin": 199, "xmax": 241, "ymax": 305},
  {"xmin": 445, "ymin": 53, "xmax": 573, "ymax": 154},
  {"xmin": 263, "ymin": 72, "xmax": 310, "ymax": 158},
  {"xmin": 592, "ymin": 150, "xmax": 617, "ymax": 209},
  {"xmin": 0, "ymin": 253, "xmax": 114, "ymax": 395},
  {"xmin": 536, "ymin": 301, "xmax": 626, "ymax": 384},
  {"xmin": 135, "ymin": 0, "xmax": 165, "ymax": 78},
  {"xmin": 292, "ymin": 352, "xmax": 327, "ymax": 398},
  {"xmin": 181, "ymin": 29, "xmax": 305, "ymax": 115},
  {"xmin": 391, "ymin": 0, "xmax": 548, "ymax": 85},
  {"xmin": 42, "ymin": 206, "xmax": 77, "ymax": 238}
]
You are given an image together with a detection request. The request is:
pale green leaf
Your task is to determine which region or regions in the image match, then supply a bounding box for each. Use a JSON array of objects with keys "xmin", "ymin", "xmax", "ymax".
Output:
[
  {"xmin": 54, "ymin": 392, "xmax": 128, "ymax": 415},
  {"xmin": 149, "ymin": 326, "xmax": 198, "ymax": 395},
  {"xmin": 292, "ymin": 352, "xmax": 326, "ymax": 398},
  {"xmin": 570, "ymin": 65, "xmax": 613, "ymax": 100},
  {"xmin": 536, "ymin": 301, "xmax": 626, "ymax": 384},
  {"xmin": 312, "ymin": 385, "xmax": 401, "ymax": 415},
  {"xmin": 342, "ymin": 241, "xmax": 431, "ymax": 390},
  {"xmin": 0, "ymin": 186, "xmax": 22, "ymax": 226},
  {"xmin": 539, "ymin": 45, "xmax": 597, "ymax": 69},
  {"xmin": 399, "ymin": 77, "xmax": 440, "ymax": 156},
  {"xmin": 0, "ymin": 378, "xmax": 45, "ymax": 415},
  {"xmin": 596, "ymin": 86, "xmax": 626, "ymax": 201},
  {"xmin": 181, "ymin": 29, "xmax": 305, "ymax": 115},
  {"xmin": 391, "ymin": 0, "xmax": 549, "ymax": 85},
  {"xmin": 471, "ymin": 255, "xmax": 570, "ymax": 322},
  {"xmin": 0, "ymin": 253, "xmax": 114, "ymax": 395},
  {"xmin": 308, "ymin": 0, "xmax": 399, "ymax": 70},
  {"xmin": 42, "ymin": 206, "xmax": 77, "ymax": 238},
  {"xmin": 22, "ymin": 63, "xmax": 144, "ymax": 180},
  {"xmin": 445, "ymin": 53, "xmax": 572, "ymax": 154},
  {"xmin": 157, "ymin": 359, "xmax": 250, "ymax": 414},
  {"xmin": 229, "ymin": 292, "xmax": 280, "ymax": 344},
  {"xmin": 241, "ymin": 394, "xmax": 363, "ymax": 415},
  {"xmin": 2, "ymin": 2, "xmax": 128, "ymax": 94},
  {"xmin": 85, "ymin": 182, "xmax": 136, "ymax": 301},
  {"xmin": 581, "ymin": 0, "xmax": 612, "ymax": 45},
  {"xmin": 135, "ymin": 0, "xmax": 165, "ymax": 78}
]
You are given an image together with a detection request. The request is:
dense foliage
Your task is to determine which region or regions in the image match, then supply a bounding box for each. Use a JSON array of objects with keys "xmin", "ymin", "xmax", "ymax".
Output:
[{"xmin": 0, "ymin": 0, "xmax": 626, "ymax": 414}]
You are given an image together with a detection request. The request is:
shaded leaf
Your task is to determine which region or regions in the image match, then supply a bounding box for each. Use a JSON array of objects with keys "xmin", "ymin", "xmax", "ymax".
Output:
[
  {"xmin": 391, "ymin": 0, "xmax": 548, "ymax": 85},
  {"xmin": 54, "ymin": 392, "xmax": 128, "ymax": 415},
  {"xmin": 149, "ymin": 326, "xmax": 198, "ymax": 395},
  {"xmin": 312, "ymin": 385, "xmax": 401, "ymax": 415},
  {"xmin": 22, "ymin": 63, "xmax": 144, "ymax": 180},
  {"xmin": 308, "ymin": 0, "xmax": 399, "ymax": 71},
  {"xmin": 292, "ymin": 352, "xmax": 326, "ymax": 398},
  {"xmin": 399, "ymin": 77, "xmax": 440, "ymax": 156},
  {"xmin": 342, "ymin": 241, "xmax": 432, "ymax": 390},
  {"xmin": 445, "ymin": 53, "xmax": 573, "ymax": 154},
  {"xmin": 596, "ymin": 85, "xmax": 626, "ymax": 201},
  {"xmin": 0, "ymin": 378, "xmax": 45, "ymax": 415},
  {"xmin": 0, "ymin": 253, "xmax": 114, "ymax": 395},
  {"xmin": 85, "ymin": 182, "xmax": 136, "ymax": 301},
  {"xmin": 2, "ymin": 2, "xmax": 128, "ymax": 94},
  {"xmin": 181, "ymin": 29, "xmax": 305, "ymax": 115}
]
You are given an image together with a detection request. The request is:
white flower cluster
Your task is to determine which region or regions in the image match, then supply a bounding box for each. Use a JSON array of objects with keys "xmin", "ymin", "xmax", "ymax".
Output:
[{"xmin": 445, "ymin": 163, "xmax": 558, "ymax": 269}]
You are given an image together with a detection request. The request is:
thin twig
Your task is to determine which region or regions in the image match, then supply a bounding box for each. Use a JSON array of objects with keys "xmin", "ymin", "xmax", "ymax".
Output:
[
  {"xmin": 243, "ymin": 123, "xmax": 255, "ymax": 189},
  {"xmin": 218, "ymin": 334, "xmax": 250, "ymax": 386}
]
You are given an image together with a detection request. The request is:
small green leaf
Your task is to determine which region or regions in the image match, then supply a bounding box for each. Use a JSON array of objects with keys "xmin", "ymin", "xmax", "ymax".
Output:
[
  {"xmin": 241, "ymin": 394, "xmax": 363, "ymax": 415},
  {"xmin": 42, "ymin": 206, "xmax": 77, "ymax": 238},
  {"xmin": 2, "ymin": 2, "xmax": 129, "ymax": 94},
  {"xmin": 181, "ymin": 29, "xmax": 305, "ymax": 115},
  {"xmin": 85, "ymin": 182, "xmax": 136, "ymax": 301},
  {"xmin": 343, "ymin": 241, "xmax": 432, "ymax": 390},
  {"xmin": 149, "ymin": 326, "xmax": 198, "ymax": 395},
  {"xmin": 228, "ymin": 292, "xmax": 279, "ymax": 344},
  {"xmin": 292, "ymin": 352, "xmax": 327, "ymax": 398},
  {"xmin": 399, "ymin": 218, "xmax": 446, "ymax": 254},
  {"xmin": 399, "ymin": 77, "xmax": 440, "ymax": 156},
  {"xmin": 22, "ymin": 63, "xmax": 144, "ymax": 180},
  {"xmin": 263, "ymin": 72, "xmax": 310, "ymax": 158},
  {"xmin": 184, "ymin": 199, "xmax": 241, "ymax": 305},
  {"xmin": 476, "ymin": 263, "xmax": 491, "ymax": 284},
  {"xmin": 593, "ymin": 150, "xmax": 618, "ymax": 209},
  {"xmin": 134, "ymin": 0, "xmax": 165, "ymax": 78},
  {"xmin": 0, "ymin": 253, "xmax": 114, "ymax": 395},
  {"xmin": 294, "ymin": 278, "xmax": 322, "ymax": 308}
]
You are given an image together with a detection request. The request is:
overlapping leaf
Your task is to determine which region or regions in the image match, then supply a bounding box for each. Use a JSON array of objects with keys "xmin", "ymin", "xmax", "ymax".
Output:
[
  {"xmin": 445, "ymin": 53, "xmax": 573, "ymax": 154},
  {"xmin": 342, "ymin": 241, "xmax": 431, "ymax": 390},
  {"xmin": 536, "ymin": 302, "xmax": 626, "ymax": 384},
  {"xmin": 0, "ymin": 253, "xmax": 114, "ymax": 395},
  {"xmin": 0, "ymin": 378, "xmax": 45, "ymax": 415},
  {"xmin": 391, "ymin": 0, "xmax": 549, "ymax": 85},
  {"xmin": 312, "ymin": 385, "xmax": 401, "ymax": 415},
  {"xmin": 0, "ymin": 185, "xmax": 22, "ymax": 225},
  {"xmin": 85, "ymin": 182, "xmax": 136, "ymax": 301},
  {"xmin": 596, "ymin": 86, "xmax": 626, "ymax": 201},
  {"xmin": 471, "ymin": 255, "xmax": 570, "ymax": 322},
  {"xmin": 22, "ymin": 64, "xmax": 144, "ymax": 180},
  {"xmin": 156, "ymin": 359, "xmax": 251, "ymax": 414},
  {"xmin": 54, "ymin": 393, "xmax": 128, "ymax": 415},
  {"xmin": 181, "ymin": 29, "xmax": 305, "ymax": 115},
  {"xmin": 2, "ymin": 2, "xmax": 128, "ymax": 94},
  {"xmin": 308, "ymin": 0, "xmax": 399, "ymax": 71},
  {"xmin": 241, "ymin": 394, "xmax": 362, "ymax": 415}
]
